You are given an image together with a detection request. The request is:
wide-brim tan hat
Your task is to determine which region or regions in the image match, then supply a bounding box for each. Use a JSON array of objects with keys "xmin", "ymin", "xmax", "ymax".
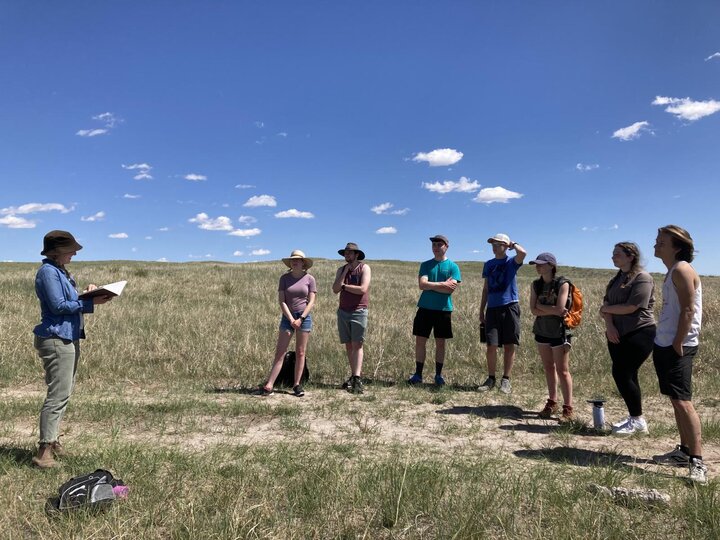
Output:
[
  {"xmin": 338, "ymin": 242, "xmax": 365, "ymax": 260},
  {"xmin": 282, "ymin": 249, "xmax": 313, "ymax": 269}
]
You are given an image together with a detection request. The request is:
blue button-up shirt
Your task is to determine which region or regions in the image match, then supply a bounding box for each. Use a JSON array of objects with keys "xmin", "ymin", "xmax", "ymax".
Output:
[{"xmin": 33, "ymin": 259, "xmax": 94, "ymax": 341}]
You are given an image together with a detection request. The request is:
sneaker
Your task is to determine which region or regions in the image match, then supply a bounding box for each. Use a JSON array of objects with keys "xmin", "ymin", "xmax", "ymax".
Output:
[
  {"xmin": 351, "ymin": 376, "xmax": 364, "ymax": 394},
  {"xmin": 434, "ymin": 374, "xmax": 445, "ymax": 386},
  {"xmin": 538, "ymin": 399, "xmax": 559, "ymax": 419},
  {"xmin": 292, "ymin": 384, "xmax": 305, "ymax": 397},
  {"xmin": 342, "ymin": 376, "xmax": 353, "ymax": 390},
  {"xmin": 477, "ymin": 377, "xmax": 496, "ymax": 392},
  {"xmin": 612, "ymin": 416, "xmax": 630, "ymax": 428},
  {"xmin": 689, "ymin": 458, "xmax": 708, "ymax": 484},
  {"xmin": 253, "ymin": 386, "xmax": 274, "ymax": 396},
  {"xmin": 499, "ymin": 377, "xmax": 512, "ymax": 394},
  {"xmin": 652, "ymin": 445, "xmax": 690, "ymax": 467},
  {"xmin": 407, "ymin": 373, "xmax": 423, "ymax": 385},
  {"xmin": 612, "ymin": 417, "xmax": 648, "ymax": 436},
  {"xmin": 559, "ymin": 405, "xmax": 575, "ymax": 423}
]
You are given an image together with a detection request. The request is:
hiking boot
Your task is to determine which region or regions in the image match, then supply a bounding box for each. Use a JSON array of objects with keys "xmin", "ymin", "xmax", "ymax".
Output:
[
  {"xmin": 652, "ymin": 445, "xmax": 690, "ymax": 467},
  {"xmin": 342, "ymin": 376, "xmax": 353, "ymax": 390},
  {"xmin": 477, "ymin": 377, "xmax": 496, "ymax": 392},
  {"xmin": 499, "ymin": 377, "xmax": 512, "ymax": 395},
  {"xmin": 50, "ymin": 440, "xmax": 66, "ymax": 458},
  {"xmin": 612, "ymin": 417, "xmax": 648, "ymax": 436},
  {"xmin": 351, "ymin": 376, "xmax": 364, "ymax": 394},
  {"xmin": 434, "ymin": 374, "xmax": 445, "ymax": 386},
  {"xmin": 558, "ymin": 405, "xmax": 575, "ymax": 423},
  {"xmin": 538, "ymin": 399, "xmax": 559, "ymax": 419},
  {"xmin": 32, "ymin": 443, "xmax": 60, "ymax": 469},
  {"xmin": 292, "ymin": 384, "xmax": 305, "ymax": 397},
  {"xmin": 407, "ymin": 373, "xmax": 423, "ymax": 385},
  {"xmin": 689, "ymin": 458, "xmax": 708, "ymax": 484}
]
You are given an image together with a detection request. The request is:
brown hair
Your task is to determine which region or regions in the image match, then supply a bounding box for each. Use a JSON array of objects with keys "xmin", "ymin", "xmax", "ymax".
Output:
[
  {"xmin": 658, "ymin": 225, "xmax": 695, "ymax": 263},
  {"xmin": 607, "ymin": 242, "xmax": 643, "ymax": 293}
]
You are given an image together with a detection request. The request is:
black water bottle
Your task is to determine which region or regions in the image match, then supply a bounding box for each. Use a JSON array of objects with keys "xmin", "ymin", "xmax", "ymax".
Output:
[{"xmin": 480, "ymin": 323, "xmax": 487, "ymax": 343}]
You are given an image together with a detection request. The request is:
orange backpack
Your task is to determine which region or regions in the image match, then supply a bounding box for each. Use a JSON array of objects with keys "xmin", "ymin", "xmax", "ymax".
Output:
[{"xmin": 563, "ymin": 279, "xmax": 583, "ymax": 329}]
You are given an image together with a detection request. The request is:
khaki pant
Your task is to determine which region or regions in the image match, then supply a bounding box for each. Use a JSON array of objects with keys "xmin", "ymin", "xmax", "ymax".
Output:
[{"xmin": 34, "ymin": 336, "xmax": 80, "ymax": 444}]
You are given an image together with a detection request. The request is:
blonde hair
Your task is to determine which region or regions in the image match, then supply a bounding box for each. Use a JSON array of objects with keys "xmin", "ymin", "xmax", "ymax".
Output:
[{"xmin": 658, "ymin": 225, "xmax": 695, "ymax": 262}]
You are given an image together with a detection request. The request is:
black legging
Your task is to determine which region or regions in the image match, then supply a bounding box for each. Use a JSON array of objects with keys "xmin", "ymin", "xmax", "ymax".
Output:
[{"xmin": 607, "ymin": 326, "xmax": 656, "ymax": 417}]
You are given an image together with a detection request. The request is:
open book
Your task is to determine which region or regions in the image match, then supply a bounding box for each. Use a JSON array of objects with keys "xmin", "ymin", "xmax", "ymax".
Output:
[{"xmin": 78, "ymin": 280, "xmax": 127, "ymax": 299}]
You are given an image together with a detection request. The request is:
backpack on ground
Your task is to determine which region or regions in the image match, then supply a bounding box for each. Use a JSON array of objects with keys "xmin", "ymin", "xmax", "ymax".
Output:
[
  {"xmin": 533, "ymin": 276, "xmax": 584, "ymax": 329},
  {"xmin": 56, "ymin": 469, "xmax": 124, "ymax": 511},
  {"xmin": 277, "ymin": 351, "xmax": 310, "ymax": 387}
]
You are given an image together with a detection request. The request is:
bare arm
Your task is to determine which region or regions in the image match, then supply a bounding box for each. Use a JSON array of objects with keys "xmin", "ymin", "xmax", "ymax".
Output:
[
  {"xmin": 672, "ymin": 262, "xmax": 698, "ymax": 355},
  {"xmin": 533, "ymin": 282, "xmax": 569, "ymax": 317},
  {"xmin": 529, "ymin": 285, "xmax": 541, "ymax": 316},
  {"xmin": 479, "ymin": 280, "xmax": 488, "ymax": 323},
  {"xmin": 511, "ymin": 242, "xmax": 527, "ymax": 265},
  {"xmin": 419, "ymin": 275, "xmax": 457, "ymax": 293},
  {"xmin": 332, "ymin": 265, "xmax": 348, "ymax": 294},
  {"xmin": 278, "ymin": 290, "xmax": 294, "ymax": 321},
  {"xmin": 343, "ymin": 265, "xmax": 371, "ymax": 295}
]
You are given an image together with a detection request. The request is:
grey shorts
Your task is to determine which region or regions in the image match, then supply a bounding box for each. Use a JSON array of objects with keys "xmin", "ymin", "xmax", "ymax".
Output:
[
  {"xmin": 485, "ymin": 303, "xmax": 521, "ymax": 346},
  {"xmin": 337, "ymin": 308, "xmax": 368, "ymax": 344}
]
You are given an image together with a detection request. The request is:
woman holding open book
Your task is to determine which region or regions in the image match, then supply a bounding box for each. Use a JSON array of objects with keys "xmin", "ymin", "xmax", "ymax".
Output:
[
  {"xmin": 255, "ymin": 249, "xmax": 316, "ymax": 398},
  {"xmin": 31, "ymin": 230, "xmax": 111, "ymax": 468}
]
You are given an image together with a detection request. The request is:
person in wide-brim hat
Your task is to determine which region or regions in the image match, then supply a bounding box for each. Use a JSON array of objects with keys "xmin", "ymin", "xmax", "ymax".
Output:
[
  {"xmin": 282, "ymin": 249, "xmax": 313, "ymax": 269},
  {"xmin": 41, "ymin": 230, "xmax": 83, "ymax": 256},
  {"xmin": 338, "ymin": 242, "xmax": 365, "ymax": 261}
]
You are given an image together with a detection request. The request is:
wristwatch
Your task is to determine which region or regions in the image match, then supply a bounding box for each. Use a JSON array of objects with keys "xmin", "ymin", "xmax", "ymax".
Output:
[{"xmin": 341, "ymin": 284, "xmax": 346, "ymax": 291}]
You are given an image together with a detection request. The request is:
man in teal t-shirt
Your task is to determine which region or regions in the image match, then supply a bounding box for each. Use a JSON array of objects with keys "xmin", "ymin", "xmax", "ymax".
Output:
[{"xmin": 408, "ymin": 235, "xmax": 462, "ymax": 386}]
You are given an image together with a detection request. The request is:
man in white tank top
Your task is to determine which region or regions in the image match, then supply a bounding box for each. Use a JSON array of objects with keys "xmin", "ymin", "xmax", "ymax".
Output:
[{"xmin": 650, "ymin": 225, "xmax": 706, "ymax": 483}]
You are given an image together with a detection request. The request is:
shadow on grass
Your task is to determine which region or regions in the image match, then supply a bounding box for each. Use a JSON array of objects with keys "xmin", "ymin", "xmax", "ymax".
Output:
[
  {"xmin": 435, "ymin": 405, "xmax": 527, "ymax": 420},
  {"xmin": 514, "ymin": 446, "xmax": 645, "ymax": 470},
  {"xmin": 499, "ymin": 421, "xmax": 609, "ymax": 437},
  {"xmin": 0, "ymin": 445, "xmax": 34, "ymax": 466}
]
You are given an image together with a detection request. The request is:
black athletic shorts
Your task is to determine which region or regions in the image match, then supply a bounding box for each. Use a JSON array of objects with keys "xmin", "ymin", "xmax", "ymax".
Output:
[
  {"xmin": 653, "ymin": 344, "xmax": 698, "ymax": 401},
  {"xmin": 485, "ymin": 302, "xmax": 521, "ymax": 346},
  {"xmin": 412, "ymin": 308, "xmax": 453, "ymax": 339}
]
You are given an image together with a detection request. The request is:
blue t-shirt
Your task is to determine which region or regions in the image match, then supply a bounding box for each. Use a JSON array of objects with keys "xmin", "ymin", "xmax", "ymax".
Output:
[
  {"xmin": 417, "ymin": 258, "xmax": 462, "ymax": 312},
  {"xmin": 483, "ymin": 256, "xmax": 522, "ymax": 308}
]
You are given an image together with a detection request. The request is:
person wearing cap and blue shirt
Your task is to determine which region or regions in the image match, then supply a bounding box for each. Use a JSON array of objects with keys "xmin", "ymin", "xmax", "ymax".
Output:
[
  {"xmin": 408, "ymin": 235, "xmax": 461, "ymax": 386},
  {"xmin": 478, "ymin": 233, "xmax": 526, "ymax": 394}
]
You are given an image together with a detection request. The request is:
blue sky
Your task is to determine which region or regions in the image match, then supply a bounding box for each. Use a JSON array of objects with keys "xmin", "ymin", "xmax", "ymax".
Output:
[{"xmin": 1, "ymin": 1, "xmax": 719, "ymax": 274}]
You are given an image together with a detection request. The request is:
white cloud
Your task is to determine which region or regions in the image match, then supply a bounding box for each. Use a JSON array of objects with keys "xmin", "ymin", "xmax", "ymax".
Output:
[
  {"xmin": 185, "ymin": 173, "xmax": 207, "ymax": 182},
  {"xmin": 189, "ymin": 213, "xmax": 234, "ymax": 231},
  {"xmin": 376, "ymin": 226, "xmax": 397, "ymax": 234},
  {"xmin": 412, "ymin": 148, "xmax": 463, "ymax": 167},
  {"xmin": 610, "ymin": 224, "xmax": 619, "ymax": 230},
  {"xmin": 422, "ymin": 176, "xmax": 481, "ymax": 194},
  {"xmin": 121, "ymin": 163, "xmax": 151, "ymax": 171},
  {"xmin": 251, "ymin": 249, "xmax": 270, "ymax": 256},
  {"xmin": 237, "ymin": 215, "xmax": 257, "ymax": 224},
  {"xmin": 145, "ymin": 236, "xmax": 152, "ymax": 240},
  {"xmin": 274, "ymin": 209, "xmax": 315, "ymax": 219},
  {"xmin": 93, "ymin": 112, "xmax": 121, "ymax": 128},
  {"xmin": 76, "ymin": 129, "xmax": 108, "ymax": 137},
  {"xmin": 228, "ymin": 228, "xmax": 262, "ymax": 237},
  {"xmin": 233, "ymin": 250, "xmax": 244, "ymax": 256},
  {"xmin": 81, "ymin": 211, "xmax": 105, "ymax": 222},
  {"xmin": 705, "ymin": 52, "xmax": 720, "ymax": 61},
  {"xmin": 277, "ymin": 132, "xmax": 288, "ymax": 137},
  {"xmin": 472, "ymin": 186, "xmax": 523, "ymax": 204},
  {"xmin": 158, "ymin": 227, "xmax": 169, "ymax": 232},
  {"xmin": 0, "ymin": 215, "xmax": 35, "ymax": 228},
  {"xmin": 652, "ymin": 96, "xmax": 720, "ymax": 121},
  {"xmin": 612, "ymin": 121, "xmax": 652, "ymax": 141},
  {"xmin": 157, "ymin": 257, "xmax": 169, "ymax": 262},
  {"xmin": 123, "ymin": 194, "xmax": 141, "ymax": 199},
  {"xmin": 576, "ymin": 163, "xmax": 599, "ymax": 172},
  {"xmin": 371, "ymin": 202, "xmax": 410, "ymax": 215},
  {"xmin": 244, "ymin": 195, "xmax": 277, "ymax": 207},
  {"xmin": 1, "ymin": 203, "xmax": 73, "ymax": 215},
  {"xmin": 235, "ymin": 184, "xmax": 255, "ymax": 189},
  {"xmin": 109, "ymin": 232, "xmax": 128, "ymax": 239},
  {"xmin": 134, "ymin": 172, "xmax": 153, "ymax": 181},
  {"xmin": 254, "ymin": 121, "xmax": 264, "ymax": 128}
]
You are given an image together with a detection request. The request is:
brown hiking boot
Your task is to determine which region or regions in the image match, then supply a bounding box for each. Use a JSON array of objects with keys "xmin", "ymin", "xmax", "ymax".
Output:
[
  {"xmin": 32, "ymin": 443, "xmax": 61, "ymax": 469},
  {"xmin": 559, "ymin": 405, "xmax": 575, "ymax": 423},
  {"xmin": 538, "ymin": 399, "xmax": 559, "ymax": 419},
  {"xmin": 50, "ymin": 440, "xmax": 66, "ymax": 458}
]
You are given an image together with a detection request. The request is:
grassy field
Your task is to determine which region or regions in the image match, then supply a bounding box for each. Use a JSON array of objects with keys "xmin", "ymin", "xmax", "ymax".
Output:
[{"xmin": 1, "ymin": 259, "xmax": 719, "ymax": 539}]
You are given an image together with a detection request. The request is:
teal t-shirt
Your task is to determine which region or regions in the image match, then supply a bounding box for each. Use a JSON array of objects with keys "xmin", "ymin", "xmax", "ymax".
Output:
[{"xmin": 417, "ymin": 258, "xmax": 462, "ymax": 311}]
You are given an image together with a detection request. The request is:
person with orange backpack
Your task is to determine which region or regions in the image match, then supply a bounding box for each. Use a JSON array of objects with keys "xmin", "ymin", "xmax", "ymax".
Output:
[{"xmin": 529, "ymin": 252, "xmax": 576, "ymax": 423}]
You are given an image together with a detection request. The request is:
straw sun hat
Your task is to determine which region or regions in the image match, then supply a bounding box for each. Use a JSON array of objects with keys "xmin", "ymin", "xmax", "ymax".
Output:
[{"xmin": 282, "ymin": 249, "xmax": 313, "ymax": 269}]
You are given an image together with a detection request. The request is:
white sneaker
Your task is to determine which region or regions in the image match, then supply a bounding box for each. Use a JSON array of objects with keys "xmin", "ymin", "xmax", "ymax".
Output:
[
  {"xmin": 689, "ymin": 458, "xmax": 708, "ymax": 484},
  {"xmin": 612, "ymin": 417, "xmax": 648, "ymax": 436},
  {"xmin": 499, "ymin": 378, "xmax": 512, "ymax": 394},
  {"xmin": 612, "ymin": 416, "xmax": 630, "ymax": 428}
]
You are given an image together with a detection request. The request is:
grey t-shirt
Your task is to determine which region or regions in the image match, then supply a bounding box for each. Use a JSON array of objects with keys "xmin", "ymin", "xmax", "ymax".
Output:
[{"xmin": 604, "ymin": 270, "xmax": 655, "ymax": 337}]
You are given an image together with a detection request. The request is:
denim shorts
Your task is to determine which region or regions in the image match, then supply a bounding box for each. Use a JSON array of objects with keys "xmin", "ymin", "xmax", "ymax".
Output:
[{"xmin": 279, "ymin": 312, "xmax": 312, "ymax": 333}]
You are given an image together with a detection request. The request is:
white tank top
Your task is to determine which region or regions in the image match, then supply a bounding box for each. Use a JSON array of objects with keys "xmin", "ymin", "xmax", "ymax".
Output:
[{"xmin": 655, "ymin": 262, "xmax": 702, "ymax": 347}]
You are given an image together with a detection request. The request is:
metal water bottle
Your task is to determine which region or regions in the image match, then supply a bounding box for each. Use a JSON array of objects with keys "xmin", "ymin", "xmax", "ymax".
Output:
[{"xmin": 587, "ymin": 398, "xmax": 607, "ymax": 430}]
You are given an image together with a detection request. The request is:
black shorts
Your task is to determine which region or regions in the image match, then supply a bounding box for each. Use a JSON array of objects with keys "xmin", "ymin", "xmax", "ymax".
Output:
[
  {"xmin": 413, "ymin": 308, "xmax": 453, "ymax": 339},
  {"xmin": 535, "ymin": 334, "xmax": 572, "ymax": 348},
  {"xmin": 653, "ymin": 344, "xmax": 698, "ymax": 401},
  {"xmin": 485, "ymin": 303, "xmax": 521, "ymax": 346}
]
